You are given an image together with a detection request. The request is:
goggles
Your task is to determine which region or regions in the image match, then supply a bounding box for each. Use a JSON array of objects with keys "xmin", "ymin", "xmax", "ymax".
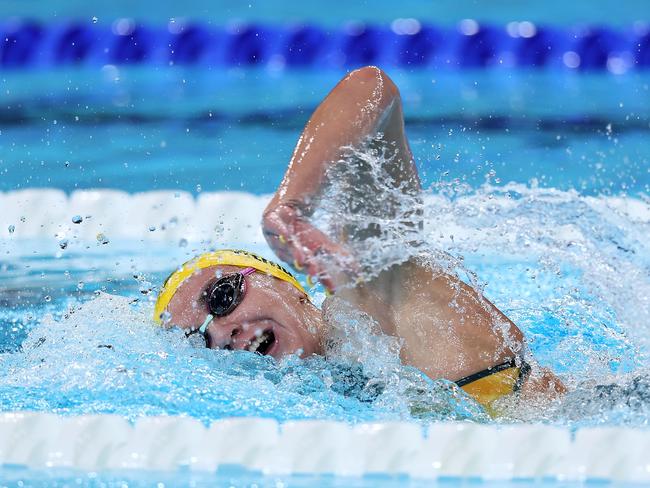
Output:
[
  {"xmin": 154, "ymin": 249, "xmax": 308, "ymax": 324},
  {"xmin": 185, "ymin": 266, "xmax": 255, "ymax": 346},
  {"xmin": 206, "ymin": 267, "xmax": 255, "ymax": 318}
]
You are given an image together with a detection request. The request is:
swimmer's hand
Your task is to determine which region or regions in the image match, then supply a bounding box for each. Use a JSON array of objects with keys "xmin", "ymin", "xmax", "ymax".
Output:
[{"xmin": 262, "ymin": 201, "xmax": 358, "ymax": 292}]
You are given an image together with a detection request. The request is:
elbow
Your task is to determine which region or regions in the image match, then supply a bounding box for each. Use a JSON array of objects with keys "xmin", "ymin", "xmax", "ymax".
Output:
[{"xmin": 345, "ymin": 66, "xmax": 400, "ymax": 101}]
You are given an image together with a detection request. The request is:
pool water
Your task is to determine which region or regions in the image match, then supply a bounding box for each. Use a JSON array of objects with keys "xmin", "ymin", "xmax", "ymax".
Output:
[
  {"xmin": 0, "ymin": 184, "xmax": 647, "ymax": 427},
  {"xmin": 0, "ymin": 64, "xmax": 649, "ymax": 483},
  {"xmin": 2, "ymin": 466, "xmax": 636, "ymax": 488},
  {"xmin": 1, "ymin": 69, "xmax": 648, "ymax": 196}
]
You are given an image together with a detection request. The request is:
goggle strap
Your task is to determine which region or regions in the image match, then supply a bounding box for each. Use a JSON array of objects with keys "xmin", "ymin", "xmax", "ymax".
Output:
[{"xmin": 198, "ymin": 314, "xmax": 214, "ymax": 335}]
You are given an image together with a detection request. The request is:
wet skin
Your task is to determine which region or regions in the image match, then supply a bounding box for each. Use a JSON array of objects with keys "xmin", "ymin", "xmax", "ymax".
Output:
[
  {"xmin": 260, "ymin": 66, "xmax": 565, "ymax": 397},
  {"xmin": 166, "ymin": 66, "xmax": 565, "ymax": 400},
  {"xmin": 166, "ymin": 265, "xmax": 326, "ymax": 358}
]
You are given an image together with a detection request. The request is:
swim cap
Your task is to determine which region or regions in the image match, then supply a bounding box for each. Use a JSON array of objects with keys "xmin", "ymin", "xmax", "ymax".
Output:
[{"xmin": 153, "ymin": 249, "xmax": 307, "ymax": 324}]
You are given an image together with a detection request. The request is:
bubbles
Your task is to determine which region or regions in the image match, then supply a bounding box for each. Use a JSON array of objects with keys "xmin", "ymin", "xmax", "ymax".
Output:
[
  {"xmin": 71, "ymin": 215, "xmax": 83, "ymax": 224},
  {"xmin": 314, "ymin": 132, "xmax": 428, "ymax": 283},
  {"xmin": 0, "ymin": 294, "xmax": 481, "ymax": 422},
  {"xmin": 308, "ymin": 129, "xmax": 649, "ymax": 425},
  {"xmin": 7, "ymin": 225, "xmax": 15, "ymax": 234},
  {"xmin": 96, "ymin": 233, "xmax": 110, "ymax": 245}
]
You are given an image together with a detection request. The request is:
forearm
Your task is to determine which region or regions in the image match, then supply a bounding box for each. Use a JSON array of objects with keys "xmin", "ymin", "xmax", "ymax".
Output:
[
  {"xmin": 267, "ymin": 66, "xmax": 404, "ymax": 212},
  {"xmin": 262, "ymin": 67, "xmax": 419, "ymax": 291}
]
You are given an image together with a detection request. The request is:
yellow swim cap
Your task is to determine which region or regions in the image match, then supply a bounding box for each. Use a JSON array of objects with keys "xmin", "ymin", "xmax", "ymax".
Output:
[{"xmin": 153, "ymin": 249, "xmax": 307, "ymax": 324}]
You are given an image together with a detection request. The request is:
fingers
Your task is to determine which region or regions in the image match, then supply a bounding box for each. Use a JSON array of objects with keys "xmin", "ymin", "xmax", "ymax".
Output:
[
  {"xmin": 262, "ymin": 202, "xmax": 359, "ymax": 292},
  {"xmin": 262, "ymin": 205, "xmax": 301, "ymax": 263}
]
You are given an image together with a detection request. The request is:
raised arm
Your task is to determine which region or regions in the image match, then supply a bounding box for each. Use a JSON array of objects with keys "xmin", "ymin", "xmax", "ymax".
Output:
[{"xmin": 263, "ymin": 66, "xmax": 420, "ymax": 290}]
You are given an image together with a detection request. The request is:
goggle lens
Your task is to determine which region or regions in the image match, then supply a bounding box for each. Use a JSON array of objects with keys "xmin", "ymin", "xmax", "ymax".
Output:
[{"xmin": 208, "ymin": 274, "xmax": 245, "ymax": 317}]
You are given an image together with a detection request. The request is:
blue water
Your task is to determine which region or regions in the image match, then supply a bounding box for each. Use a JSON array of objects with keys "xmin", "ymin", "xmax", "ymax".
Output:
[
  {"xmin": 0, "ymin": 18, "xmax": 649, "ymax": 486},
  {"xmin": 0, "ymin": 184, "xmax": 647, "ymax": 427},
  {"xmin": 1, "ymin": 62, "xmax": 649, "ymax": 418},
  {"xmin": 1, "ymin": 0, "xmax": 649, "ymax": 26},
  {"xmin": 1, "ymin": 465, "xmax": 635, "ymax": 488},
  {"xmin": 1, "ymin": 69, "xmax": 648, "ymax": 196}
]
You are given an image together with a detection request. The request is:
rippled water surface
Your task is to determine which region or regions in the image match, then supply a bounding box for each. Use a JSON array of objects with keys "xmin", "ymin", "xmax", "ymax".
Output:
[
  {"xmin": 0, "ymin": 66, "xmax": 649, "ymax": 486},
  {"xmin": 1, "ymin": 184, "xmax": 647, "ymax": 428}
]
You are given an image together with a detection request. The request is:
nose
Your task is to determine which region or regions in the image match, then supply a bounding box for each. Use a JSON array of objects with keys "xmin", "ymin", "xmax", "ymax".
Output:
[{"xmin": 204, "ymin": 320, "xmax": 240, "ymax": 349}]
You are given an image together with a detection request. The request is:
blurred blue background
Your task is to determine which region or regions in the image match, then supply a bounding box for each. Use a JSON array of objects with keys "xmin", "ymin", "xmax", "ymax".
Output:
[
  {"xmin": 0, "ymin": 0, "xmax": 648, "ymax": 196},
  {"xmin": 2, "ymin": 0, "xmax": 649, "ymax": 25}
]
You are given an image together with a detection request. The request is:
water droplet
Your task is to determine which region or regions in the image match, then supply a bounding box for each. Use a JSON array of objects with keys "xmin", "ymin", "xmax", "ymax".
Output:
[
  {"xmin": 72, "ymin": 215, "xmax": 83, "ymax": 224},
  {"xmin": 148, "ymin": 225, "xmax": 156, "ymax": 232},
  {"xmin": 8, "ymin": 225, "xmax": 15, "ymax": 234},
  {"xmin": 64, "ymin": 161, "xmax": 70, "ymax": 168},
  {"xmin": 59, "ymin": 239, "xmax": 69, "ymax": 250},
  {"xmin": 159, "ymin": 311, "xmax": 172, "ymax": 325},
  {"xmin": 77, "ymin": 281, "xmax": 85, "ymax": 290},
  {"xmin": 44, "ymin": 295, "xmax": 51, "ymax": 302},
  {"xmin": 96, "ymin": 233, "xmax": 109, "ymax": 245},
  {"xmin": 92, "ymin": 16, "xmax": 98, "ymax": 23},
  {"xmin": 178, "ymin": 238, "xmax": 188, "ymax": 247},
  {"xmin": 196, "ymin": 184, "xmax": 202, "ymax": 192}
]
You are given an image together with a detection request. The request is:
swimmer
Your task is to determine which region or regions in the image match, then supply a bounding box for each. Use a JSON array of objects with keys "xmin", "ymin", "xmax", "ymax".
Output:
[{"xmin": 155, "ymin": 66, "xmax": 565, "ymax": 413}]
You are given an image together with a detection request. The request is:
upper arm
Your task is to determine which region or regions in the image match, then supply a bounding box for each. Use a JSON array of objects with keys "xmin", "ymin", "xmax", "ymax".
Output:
[{"xmin": 269, "ymin": 66, "xmax": 406, "ymax": 207}]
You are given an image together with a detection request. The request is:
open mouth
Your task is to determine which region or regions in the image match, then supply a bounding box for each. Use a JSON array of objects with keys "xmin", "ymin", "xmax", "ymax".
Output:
[{"xmin": 246, "ymin": 329, "xmax": 276, "ymax": 356}]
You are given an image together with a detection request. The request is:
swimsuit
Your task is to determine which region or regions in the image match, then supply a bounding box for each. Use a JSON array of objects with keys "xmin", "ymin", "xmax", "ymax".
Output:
[{"xmin": 456, "ymin": 357, "xmax": 531, "ymax": 413}]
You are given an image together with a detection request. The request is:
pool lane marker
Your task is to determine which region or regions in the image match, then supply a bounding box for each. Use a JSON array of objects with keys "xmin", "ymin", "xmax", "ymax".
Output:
[{"xmin": 0, "ymin": 413, "xmax": 649, "ymax": 481}]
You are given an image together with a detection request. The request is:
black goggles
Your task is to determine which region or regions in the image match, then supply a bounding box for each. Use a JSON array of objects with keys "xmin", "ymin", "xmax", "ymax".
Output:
[
  {"xmin": 206, "ymin": 267, "xmax": 256, "ymax": 318},
  {"xmin": 185, "ymin": 267, "xmax": 257, "ymax": 344}
]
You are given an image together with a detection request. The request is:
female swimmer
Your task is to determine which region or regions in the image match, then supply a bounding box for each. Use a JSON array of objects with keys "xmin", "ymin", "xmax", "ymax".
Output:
[{"xmin": 154, "ymin": 66, "xmax": 565, "ymax": 412}]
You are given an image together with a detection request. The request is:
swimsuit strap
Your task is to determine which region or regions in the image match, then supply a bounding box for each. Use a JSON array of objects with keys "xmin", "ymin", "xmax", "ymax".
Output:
[
  {"xmin": 455, "ymin": 357, "xmax": 524, "ymax": 387},
  {"xmin": 456, "ymin": 357, "xmax": 532, "ymax": 415},
  {"xmin": 454, "ymin": 358, "xmax": 530, "ymax": 389}
]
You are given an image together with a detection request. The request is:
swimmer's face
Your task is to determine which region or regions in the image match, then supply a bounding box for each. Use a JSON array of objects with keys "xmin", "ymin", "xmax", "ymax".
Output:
[{"xmin": 165, "ymin": 265, "xmax": 325, "ymax": 358}]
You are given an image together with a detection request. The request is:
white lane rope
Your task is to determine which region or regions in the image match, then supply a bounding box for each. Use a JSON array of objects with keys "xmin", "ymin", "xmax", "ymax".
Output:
[
  {"xmin": 0, "ymin": 413, "xmax": 649, "ymax": 481},
  {"xmin": 0, "ymin": 188, "xmax": 647, "ymax": 244}
]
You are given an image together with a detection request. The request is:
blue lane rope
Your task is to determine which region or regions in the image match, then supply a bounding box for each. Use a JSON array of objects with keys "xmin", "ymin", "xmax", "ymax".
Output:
[{"xmin": 0, "ymin": 19, "xmax": 648, "ymax": 71}]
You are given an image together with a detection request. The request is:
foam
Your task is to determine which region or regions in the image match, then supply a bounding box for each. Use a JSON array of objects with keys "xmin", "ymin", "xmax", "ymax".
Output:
[
  {"xmin": 0, "ymin": 189, "xmax": 269, "ymax": 244},
  {"xmin": 1, "ymin": 188, "xmax": 647, "ymax": 245},
  {"xmin": 1, "ymin": 412, "xmax": 649, "ymax": 481},
  {"xmin": 1, "ymin": 188, "xmax": 649, "ymax": 480}
]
